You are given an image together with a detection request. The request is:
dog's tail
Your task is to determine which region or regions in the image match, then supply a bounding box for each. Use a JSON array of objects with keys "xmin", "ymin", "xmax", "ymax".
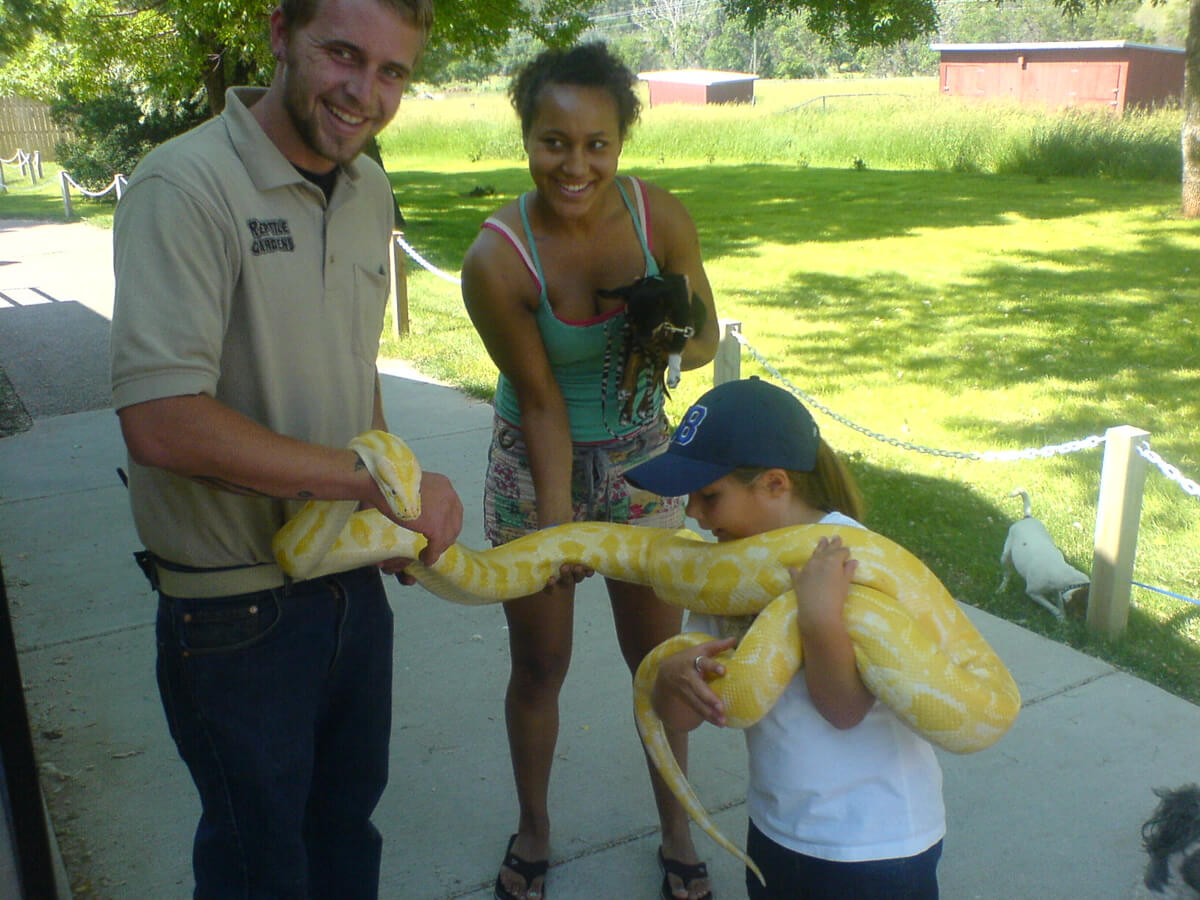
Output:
[{"xmin": 1009, "ymin": 488, "xmax": 1032, "ymax": 518}]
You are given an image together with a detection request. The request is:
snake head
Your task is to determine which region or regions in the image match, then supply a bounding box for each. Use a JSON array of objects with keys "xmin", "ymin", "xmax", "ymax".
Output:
[{"xmin": 348, "ymin": 430, "xmax": 423, "ymax": 521}]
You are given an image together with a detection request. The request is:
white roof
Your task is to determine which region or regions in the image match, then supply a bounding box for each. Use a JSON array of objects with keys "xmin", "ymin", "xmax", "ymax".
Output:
[
  {"xmin": 931, "ymin": 40, "xmax": 1183, "ymax": 54},
  {"xmin": 636, "ymin": 69, "xmax": 759, "ymax": 85}
]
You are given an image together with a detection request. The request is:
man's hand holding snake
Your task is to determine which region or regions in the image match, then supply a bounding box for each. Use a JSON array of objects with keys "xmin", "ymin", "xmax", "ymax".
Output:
[{"xmin": 378, "ymin": 470, "xmax": 463, "ymax": 581}]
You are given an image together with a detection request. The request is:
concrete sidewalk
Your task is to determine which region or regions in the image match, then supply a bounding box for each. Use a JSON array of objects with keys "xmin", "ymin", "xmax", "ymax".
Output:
[{"xmin": 3, "ymin": 220, "xmax": 1199, "ymax": 899}]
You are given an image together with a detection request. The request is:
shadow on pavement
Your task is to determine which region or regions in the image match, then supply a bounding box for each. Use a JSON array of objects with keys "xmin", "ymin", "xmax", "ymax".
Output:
[{"xmin": 0, "ymin": 293, "xmax": 111, "ymax": 425}]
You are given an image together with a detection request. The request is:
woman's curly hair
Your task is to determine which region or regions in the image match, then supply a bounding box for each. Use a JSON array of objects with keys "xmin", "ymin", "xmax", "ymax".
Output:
[{"xmin": 509, "ymin": 42, "xmax": 642, "ymax": 140}]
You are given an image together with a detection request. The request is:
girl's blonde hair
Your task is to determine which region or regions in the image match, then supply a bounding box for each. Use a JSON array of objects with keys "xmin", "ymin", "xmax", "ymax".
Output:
[{"xmin": 732, "ymin": 438, "xmax": 864, "ymax": 522}]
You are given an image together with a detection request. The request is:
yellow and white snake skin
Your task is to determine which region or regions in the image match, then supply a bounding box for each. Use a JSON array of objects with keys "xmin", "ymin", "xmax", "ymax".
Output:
[{"xmin": 273, "ymin": 432, "xmax": 1021, "ymax": 883}]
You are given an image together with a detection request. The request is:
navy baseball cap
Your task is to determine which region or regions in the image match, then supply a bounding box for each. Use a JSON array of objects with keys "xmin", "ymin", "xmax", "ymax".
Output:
[{"xmin": 625, "ymin": 377, "xmax": 820, "ymax": 497}]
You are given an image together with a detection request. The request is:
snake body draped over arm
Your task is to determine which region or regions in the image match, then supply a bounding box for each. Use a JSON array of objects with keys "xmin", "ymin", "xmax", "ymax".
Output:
[{"xmin": 273, "ymin": 432, "xmax": 1022, "ymax": 883}]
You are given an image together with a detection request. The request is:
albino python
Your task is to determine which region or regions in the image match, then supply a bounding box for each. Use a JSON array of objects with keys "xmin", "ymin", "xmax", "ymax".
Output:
[{"xmin": 274, "ymin": 432, "xmax": 1021, "ymax": 884}]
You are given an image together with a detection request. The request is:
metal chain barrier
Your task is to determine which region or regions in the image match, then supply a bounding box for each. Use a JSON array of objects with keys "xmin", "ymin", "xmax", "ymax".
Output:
[
  {"xmin": 394, "ymin": 233, "xmax": 461, "ymax": 286},
  {"xmin": 1138, "ymin": 443, "xmax": 1200, "ymax": 499},
  {"xmin": 732, "ymin": 330, "xmax": 1199, "ymax": 607},
  {"xmin": 732, "ymin": 331, "xmax": 1107, "ymax": 462},
  {"xmin": 736, "ymin": 331, "xmax": 1200, "ymax": 502}
]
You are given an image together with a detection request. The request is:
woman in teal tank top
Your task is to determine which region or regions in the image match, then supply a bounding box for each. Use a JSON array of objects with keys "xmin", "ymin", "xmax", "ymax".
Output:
[{"xmin": 461, "ymin": 42, "xmax": 720, "ymax": 900}]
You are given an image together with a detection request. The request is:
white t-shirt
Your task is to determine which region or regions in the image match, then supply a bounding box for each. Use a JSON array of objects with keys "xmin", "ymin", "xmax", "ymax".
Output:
[{"xmin": 689, "ymin": 511, "xmax": 946, "ymax": 862}]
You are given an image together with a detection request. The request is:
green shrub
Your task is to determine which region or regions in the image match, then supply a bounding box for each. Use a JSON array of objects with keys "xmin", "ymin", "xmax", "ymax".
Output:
[{"xmin": 52, "ymin": 85, "xmax": 208, "ymax": 194}]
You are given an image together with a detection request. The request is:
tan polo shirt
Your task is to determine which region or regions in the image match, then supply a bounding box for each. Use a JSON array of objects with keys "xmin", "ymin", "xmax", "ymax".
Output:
[{"xmin": 111, "ymin": 87, "xmax": 393, "ymax": 583}]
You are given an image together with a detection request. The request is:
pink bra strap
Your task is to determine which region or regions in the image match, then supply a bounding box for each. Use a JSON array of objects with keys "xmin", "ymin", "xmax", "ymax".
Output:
[
  {"xmin": 627, "ymin": 176, "xmax": 652, "ymax": 254},
  {"xmin": 481, "ymin": 217, "xmax": 543, "ymax": 292}
]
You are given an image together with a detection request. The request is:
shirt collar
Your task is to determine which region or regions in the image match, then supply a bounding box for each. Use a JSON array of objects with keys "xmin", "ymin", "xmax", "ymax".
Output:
[{"xmin": 222, "ymin": 86, "xmax": 365, "ymax": 193}]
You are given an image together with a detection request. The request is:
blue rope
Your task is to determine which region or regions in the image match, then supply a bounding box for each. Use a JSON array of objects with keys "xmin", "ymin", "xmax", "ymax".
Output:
[{"xmin": 1132, "ymin": 581, "xmax": 1200, "ymax": 607}]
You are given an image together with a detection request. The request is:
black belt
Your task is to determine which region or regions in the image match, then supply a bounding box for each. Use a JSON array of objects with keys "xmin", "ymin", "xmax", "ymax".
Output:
[{"xmin": 134, "ymin": 551, "xmax": 290, "ymax": 599}]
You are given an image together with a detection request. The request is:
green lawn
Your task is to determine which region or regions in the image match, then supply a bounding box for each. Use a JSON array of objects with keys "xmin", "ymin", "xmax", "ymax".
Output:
[
  {"xmin": 0, "ymin": 160, "xmax": 116, "ymax": 226},
  {"xmin": 380, "ymin": 151, "xmax": 1199, "ymax": 706}
]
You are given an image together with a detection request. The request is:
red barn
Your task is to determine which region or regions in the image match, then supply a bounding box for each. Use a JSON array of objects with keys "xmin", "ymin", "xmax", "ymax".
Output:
[
  {"xmin": 637, "ymin": 70, "xmax": 758, "ymax": 108},
  {"xmin": 931, "ymin": 41, "xmax": 1185, "ymax": 113}
]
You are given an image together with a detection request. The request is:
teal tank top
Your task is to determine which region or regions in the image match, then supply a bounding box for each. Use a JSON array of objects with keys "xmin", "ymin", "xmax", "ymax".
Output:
[{"xmin": 487, "ymin": 177, "xmax": 662, "ymax": 443}]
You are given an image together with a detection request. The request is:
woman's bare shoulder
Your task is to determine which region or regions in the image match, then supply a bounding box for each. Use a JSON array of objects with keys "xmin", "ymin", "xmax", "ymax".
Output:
[{"xmin": 462, "ymin": 201, "xmax": 539, "ymax": 310}]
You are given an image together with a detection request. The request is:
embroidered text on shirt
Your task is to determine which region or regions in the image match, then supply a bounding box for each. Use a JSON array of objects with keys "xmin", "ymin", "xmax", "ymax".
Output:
[{"xmin": 247, "ymin": 218, "xmax": 295, "ymax": 255}]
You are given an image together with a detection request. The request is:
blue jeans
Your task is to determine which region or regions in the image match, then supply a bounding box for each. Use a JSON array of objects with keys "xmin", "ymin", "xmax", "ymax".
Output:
[
  {"xmin": 746, "ymin": 820, "xmax": 942, "ymax": 900},
  {"xmin": 156, "ymin": 566, "xmax": 393, "ymax": 899}
]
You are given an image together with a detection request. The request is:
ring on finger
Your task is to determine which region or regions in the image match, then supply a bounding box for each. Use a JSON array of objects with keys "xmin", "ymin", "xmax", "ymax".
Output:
[{"xmin": 694, "ymin": 655, "xmax": 705, "ymax": 675}]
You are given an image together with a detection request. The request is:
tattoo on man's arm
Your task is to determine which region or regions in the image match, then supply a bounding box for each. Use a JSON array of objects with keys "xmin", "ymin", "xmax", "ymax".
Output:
[
  {"xmin": 192, "ymin": 476, "xmax": 317, "ymax": 500},
  {"xmin": 190, "ymin": 453, "xmax": 364, "ymax": 498},
  {"xmin": 191, "ymin": 475, "xmax": 272, "ymax": 497}
]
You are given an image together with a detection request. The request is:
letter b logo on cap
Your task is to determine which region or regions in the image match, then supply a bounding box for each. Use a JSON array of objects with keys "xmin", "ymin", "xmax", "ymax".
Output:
[{"xmin": 672, "ymin": 405, "xmax": 708, "ymax": 446}]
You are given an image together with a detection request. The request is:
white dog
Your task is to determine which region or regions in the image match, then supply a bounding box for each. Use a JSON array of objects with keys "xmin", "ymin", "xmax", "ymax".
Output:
[
  {"xmin": 1133, "ymin": 784, "xmax": 1200, "ymax": 899},
  {"xmin": 998, "ymin": 489, "xmax": 1090, "ymax": 620}
]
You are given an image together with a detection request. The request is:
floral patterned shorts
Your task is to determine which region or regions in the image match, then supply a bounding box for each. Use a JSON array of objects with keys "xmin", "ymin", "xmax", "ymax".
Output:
[{"xmin": 483, "ymin": 414, "xmax": 686, "ymax": 546}]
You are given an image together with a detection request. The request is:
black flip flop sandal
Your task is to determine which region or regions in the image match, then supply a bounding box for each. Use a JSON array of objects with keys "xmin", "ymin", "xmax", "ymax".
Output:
[
  {"xmin": 495, "ymin": 833, "xmax": 549, "ymax": 900},
  {"xmin": 658, "ymin": 846, "xmax": 713, "ymax": 900}
]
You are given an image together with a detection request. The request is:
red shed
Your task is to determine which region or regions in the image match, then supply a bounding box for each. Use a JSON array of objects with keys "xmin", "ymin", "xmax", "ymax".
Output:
[
  {"xmin": 637, "ymin": 69, "xmax": 758, "ymax": 108},
  {"xmin": 931, "ymin": 41, "xmax": 1184, "ymax": 113}
]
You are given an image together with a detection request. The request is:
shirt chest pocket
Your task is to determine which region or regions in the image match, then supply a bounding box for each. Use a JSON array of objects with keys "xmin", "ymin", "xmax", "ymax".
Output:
[{"xmin": 352, "ymin": 263, "xmax": 389, "ymax": 364}]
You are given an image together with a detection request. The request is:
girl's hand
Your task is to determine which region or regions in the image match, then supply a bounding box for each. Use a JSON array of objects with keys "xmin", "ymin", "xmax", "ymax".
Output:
[
  {"xmin": 652, "ymin": 637, "xmax": 737, "ymax": 730},
  {"xmin": 543, "ymin": 561, "xmax": 593, "ymax": 592},
  {"xmin": 789, "ymin": 535, "xmax": 858, "ymax": 632},
  {"xmin": 788, "ymin": 535, "xmax": 874, "ymax": 729}
]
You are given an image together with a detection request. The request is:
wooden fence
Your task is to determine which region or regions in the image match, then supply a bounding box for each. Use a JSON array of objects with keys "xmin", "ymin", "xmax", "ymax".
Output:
[{"xmin": 0, "ymin": 97, "xmax": 71, "ymax": 160}]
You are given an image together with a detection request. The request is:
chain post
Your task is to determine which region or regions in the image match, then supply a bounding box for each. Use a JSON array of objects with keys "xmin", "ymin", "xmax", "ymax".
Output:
[
  {"xmin": 1088, "ymin": 426, "xmax": 1150, "ymax": 638},
  {"xmin": 389, "ymin": 230, "xmax": 409, "ymax": 336},
  {"xmin": 59, "ymin": 170, "xmax": 72, "ymax": 219},
  {"xmin": 714, "ymin": 320, "xmax": 741, "ymax": 386}
]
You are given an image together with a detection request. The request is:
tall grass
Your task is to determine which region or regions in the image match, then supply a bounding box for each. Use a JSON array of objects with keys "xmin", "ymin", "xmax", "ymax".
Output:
[
  {"xmin": 993, "ymin": 108, "xmax": 1182, "ymax": 179},
  {"xmin": 390, "ymin": 89, "xmax": 522, "ymax": 161},
  {"xmin": 385, "ymin": 76, "xmax": 1182, "ymax": 180}
]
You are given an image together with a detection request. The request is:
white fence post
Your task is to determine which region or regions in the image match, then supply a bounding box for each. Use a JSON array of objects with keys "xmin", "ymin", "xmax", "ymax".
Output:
[
  {"xmin": 1087, "ymin": 425, "xmax": 1150, "ymax": 638},
  {"xmin": 389, "ymin": 230, "xmax": 409, "ymax": 336},
  {"xmin": 59, "ymin": 170, "xmax": 72, "ymax": 219},
  {"xmin": 714, "ymin": 319, "xmax": 741, "ymax": 385}
]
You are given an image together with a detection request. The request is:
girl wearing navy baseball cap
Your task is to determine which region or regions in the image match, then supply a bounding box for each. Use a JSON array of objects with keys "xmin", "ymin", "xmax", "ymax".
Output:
[{"xmin": 625, "ymin": 378, "xmax": 945, "ymax": 900}]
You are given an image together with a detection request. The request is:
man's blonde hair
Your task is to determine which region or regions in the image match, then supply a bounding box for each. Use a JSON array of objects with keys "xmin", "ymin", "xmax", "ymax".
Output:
[{"xmin": 279, "ymin": 0, "xmax": 433, "ymax": 37}]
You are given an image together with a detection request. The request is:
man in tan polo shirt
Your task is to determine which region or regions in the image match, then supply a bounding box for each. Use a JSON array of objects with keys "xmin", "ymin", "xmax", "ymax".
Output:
[{"xmin": 109, "ymin": 1, "xmax": 461, "ymax": 896}]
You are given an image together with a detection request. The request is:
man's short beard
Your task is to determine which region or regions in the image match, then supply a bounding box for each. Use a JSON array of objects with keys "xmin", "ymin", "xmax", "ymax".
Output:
[{"xmin": 281, "ymin": 57, "xmax": 372, "ymax": 167}]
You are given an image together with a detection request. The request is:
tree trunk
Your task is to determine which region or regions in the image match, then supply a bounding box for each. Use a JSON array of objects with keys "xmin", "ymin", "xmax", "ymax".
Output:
[
  {"xmin": 1183, "ymin": 0, "xmax": 1200, "ymax": 217},
  {"xmin": 202, "ymin": 43, "xmax": 229, "ymax": 117},
  {"xmin": 362, "ymin": 136, "xmax": 405, "ymax": 229}
]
